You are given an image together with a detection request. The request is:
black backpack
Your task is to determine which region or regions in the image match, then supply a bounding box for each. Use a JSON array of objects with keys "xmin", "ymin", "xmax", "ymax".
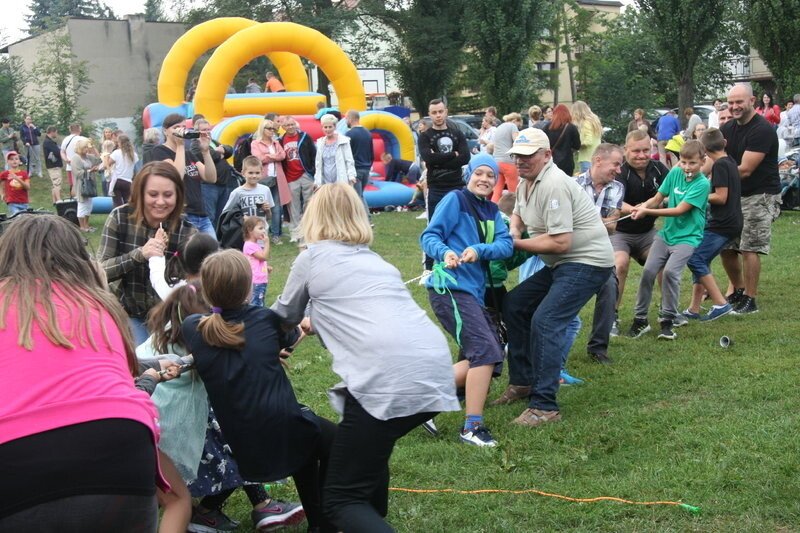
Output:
[{"xmin": 232, "ymin": 133, "xmax": 254, "ymax": 171}]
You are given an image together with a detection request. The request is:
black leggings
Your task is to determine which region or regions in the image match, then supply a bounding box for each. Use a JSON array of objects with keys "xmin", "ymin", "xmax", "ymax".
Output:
[
  {"xmin": 323, "ymin": 391, "xmax": 435, "ymax": 533},
  {"xmin": 199, "ymin": 484, "xmax": 268, "ymax": 511},
  {"xmin": 0, "ymin": 494, "xmax": 157, "ymax": 533},
  {"xmin": 292, "ymin": 413, "xmax": 338, "ymax": 532}
]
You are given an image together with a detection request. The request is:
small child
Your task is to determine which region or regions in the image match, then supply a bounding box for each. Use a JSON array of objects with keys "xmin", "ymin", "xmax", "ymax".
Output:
[
  {"xmin": 628, "ymin": 140, "xmax": 711, "ymax": 340},
  {"xmin": 222, "ymin": 155, "xmax": 274, "ymax": 224},
  {"xmin": 242, "ymin": 216, "xmax": 271, "ymax": 307},
  {"xmin": 100, "ymin": 139, "xmax": 115, "ymax": 197},
  {"xmin": 421, "ymin": 154, "xmax": 513, "ymax": 447},
  {"xmin": 683, "ymin": 128, "xmax": 742, "ymax": 320},
  {"xmin": 0, "ymin": 151, "xmax": 30, "ymax": 215}
]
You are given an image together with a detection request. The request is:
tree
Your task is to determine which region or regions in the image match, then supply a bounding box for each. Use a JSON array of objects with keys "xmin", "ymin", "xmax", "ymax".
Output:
[
  {"xmin": 27, "ymin": 33, "xmax": 92, "ymax": 131},
  {"xmin": 461, "ymin": 0, "xmax": 552, "ymax": 113},
  {"xmin": 25, "ymin": 0, "xmax": 117, "ymax": 36},
  {"xmin": 636, "ymin": 0, "xmax": 745, "ymax": 124},
  {"xmin": 745, "ymin": 0, "xmax": 800, "ymax": 99},
  {"xmin": 143, "ymin": 0, "xmax": 166, "ymax": 22},
  {"xmin": 0, "ymin": 56, "xmax": 28, "ymax": 123},
  {"xmin": 372, "ymin": 1, "xmax": 466, "ymax": 113}
]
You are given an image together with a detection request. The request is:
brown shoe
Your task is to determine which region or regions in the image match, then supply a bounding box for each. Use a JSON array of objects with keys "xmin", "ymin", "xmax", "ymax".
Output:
[
  {"xmin": 512, "ymin": 408, "xmax": 562, "ymax": 427},
  {"xmin": 491, "ymin": 384, "xmax": 531, "ymax": 406}
]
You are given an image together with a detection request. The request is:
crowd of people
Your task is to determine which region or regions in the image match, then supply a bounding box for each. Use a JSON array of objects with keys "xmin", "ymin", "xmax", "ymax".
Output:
[{"xmin": 0, "ymin": 80, "xmax": 789, "ymax": 532}]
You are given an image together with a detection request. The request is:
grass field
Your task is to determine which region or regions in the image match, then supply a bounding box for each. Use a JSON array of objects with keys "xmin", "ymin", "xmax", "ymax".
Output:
[{"xmin": 18, "ymin": 178, "xmax": 800, "ymax": 532}]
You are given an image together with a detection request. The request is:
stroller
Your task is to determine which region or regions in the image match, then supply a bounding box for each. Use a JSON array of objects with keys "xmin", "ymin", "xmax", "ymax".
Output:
[{"xmin": 780, "ymin": 148, "xmax": 800, "ymax": 211}]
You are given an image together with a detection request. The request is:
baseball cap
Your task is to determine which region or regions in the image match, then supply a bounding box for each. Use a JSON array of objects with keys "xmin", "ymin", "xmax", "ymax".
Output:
[
  {"xmin": 507, "ymin": 128, "xmax": 550, "ymax": 156},
  {"xmin": 5, "ymin": 151, "xmax": 18, "ymax": 160}
]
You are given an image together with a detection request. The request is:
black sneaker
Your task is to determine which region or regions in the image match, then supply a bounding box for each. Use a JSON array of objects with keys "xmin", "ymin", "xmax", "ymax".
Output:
[
  {"xmin": 627, "ymin": 319, "xmax": 651, "ymax": 338},
  {"xmin": 733, "ymin": 296, "xmax": 758, "ymax": 315},
  {"xmin": 658, "ymin": 320, "xmax": 677, "ymax": 340},
  {"xmin": 726, "ymin": 288, "xmax": 745, "ymax": 308},
  {"xmin": 588, "ymin": 351, "xmax": 613, "ymax": 364}
]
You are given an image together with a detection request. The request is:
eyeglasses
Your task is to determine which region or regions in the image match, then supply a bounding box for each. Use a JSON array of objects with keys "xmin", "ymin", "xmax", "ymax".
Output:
[
  {"xmin": 265, "ymin": 127, "xmax": 277, "ymax": 131},
  {"xmin": 512, "ymin": 150, "xmax": 541, "ymax": 161}
]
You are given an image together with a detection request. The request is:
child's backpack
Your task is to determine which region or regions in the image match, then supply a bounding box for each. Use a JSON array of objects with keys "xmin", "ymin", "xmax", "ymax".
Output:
[{"xmin": 232, "ymin": 133, "xmax": 254, "ymax": 171}]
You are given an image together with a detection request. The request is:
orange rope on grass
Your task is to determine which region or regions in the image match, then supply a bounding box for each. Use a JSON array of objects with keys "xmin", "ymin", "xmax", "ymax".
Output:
[{"xmin": 388, "ymin": 487, "xmax": 701, "ymax": 513}]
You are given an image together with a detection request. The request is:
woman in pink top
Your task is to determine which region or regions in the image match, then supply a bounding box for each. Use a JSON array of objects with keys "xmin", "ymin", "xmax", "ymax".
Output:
[
  {"xmin": 251, "ymin": 118, "xmax": 290, "ymax": 244},
  {"xmin": 0, "ymin": 214, "xmax": 167, "ymax": 532}
]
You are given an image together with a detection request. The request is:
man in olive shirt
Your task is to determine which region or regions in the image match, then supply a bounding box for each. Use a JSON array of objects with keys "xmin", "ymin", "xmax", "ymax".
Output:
[{"xmin": 499, "ymin": 128, "xmax": 614, "ymax": 428}]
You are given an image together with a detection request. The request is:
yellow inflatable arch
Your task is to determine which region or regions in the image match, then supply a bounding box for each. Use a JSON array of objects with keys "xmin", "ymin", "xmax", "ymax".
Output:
[
  {"xmin": 194, "ymin": 22, "xmax": 366, "ymax": 123},
  {"xmin": 157, "ymin": 17, "xmax": 309, "ymax": 107}
]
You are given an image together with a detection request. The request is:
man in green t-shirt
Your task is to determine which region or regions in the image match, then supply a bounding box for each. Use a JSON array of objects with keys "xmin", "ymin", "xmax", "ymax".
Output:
[{"xmin": 627, "ymin": 140, "xmax": 710, "ymax": 341}]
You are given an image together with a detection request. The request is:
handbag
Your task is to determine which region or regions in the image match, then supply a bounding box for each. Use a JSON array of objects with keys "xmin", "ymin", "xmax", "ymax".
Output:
[{"xmin": 79, "ymin": 169, "xmax": 97, "ymax": 198}]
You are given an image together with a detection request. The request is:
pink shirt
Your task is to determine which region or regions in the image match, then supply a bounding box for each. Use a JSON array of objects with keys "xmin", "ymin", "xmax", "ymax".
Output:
[
  {"xmin": 243, "ymin": 240, "xmax": 269, "ymax": 284},
  {"xmin": 0, "ymin": 286, "xmax": 167, "ymax": 488}
]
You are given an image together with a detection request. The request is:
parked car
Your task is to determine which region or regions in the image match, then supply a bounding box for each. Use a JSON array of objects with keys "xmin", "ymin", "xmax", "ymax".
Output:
[
  {"xmin": 413, "ymin": 117, "xmax": 480, "ymax": 154},
  {"xmin": 671, "ymin": 105, "xmax": 716, "ymax": 125},
  {"xmin": 450, "ymin": 114, "xmax": 485, "ymax": 130}
]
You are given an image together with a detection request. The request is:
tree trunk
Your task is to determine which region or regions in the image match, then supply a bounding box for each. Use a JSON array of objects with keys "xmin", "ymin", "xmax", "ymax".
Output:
[
  {"xmin": 317, "ymin": 68, "xmax": 331, "ymax": 105},
  {"xmin": 552, "ymin": 18, "xmax": 560, "ymax": 105},
  {"xmin": 563, "ymin": 5, "xmax": 577, "ymax": 103},
  {"xmin": 677, "ymin": 74, "xmax": 694, "ymax": 129}
]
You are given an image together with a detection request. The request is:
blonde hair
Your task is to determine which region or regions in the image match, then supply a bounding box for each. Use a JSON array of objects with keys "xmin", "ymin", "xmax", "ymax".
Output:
[
  {"xmin": 301, "ymin": 182, "xmax": 373, "ymax": 245},
  {"xmin": 503, "ymin": 112, "xmax": 522, "ymax": 122},
  {"xmin": 527, "ymin": 105, "xmax": 541, "ymax": 120},
  {"xmin": 101, "ymin": 140, "xmax": 115, "ymax": 154},
  {"xmin": 0, "ymin": 215, "xmax": 137, "ymax": 373},
  {"xmin": 255, "ymin": 118, "xmax": 276, "ymax": 141},
  {"xmin": 320, "ymin": 114, "xmax": 338, "ymax": 126},
  {"xmin": 197, "ymin": 250, "xmax": 251, "ymax": 350},
  {"xmin": 571, "ymin": 100, "xmax": 602, "ymax": 138},
  {"xmin": 75, "ymin": 138, "xmax": 92, "ymax": 155}
]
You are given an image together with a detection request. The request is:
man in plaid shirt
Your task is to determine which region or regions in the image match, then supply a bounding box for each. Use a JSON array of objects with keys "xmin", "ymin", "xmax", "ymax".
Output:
[{"xmin": 573, "ymin": 143, "xmax": 625, "ymax": 364}]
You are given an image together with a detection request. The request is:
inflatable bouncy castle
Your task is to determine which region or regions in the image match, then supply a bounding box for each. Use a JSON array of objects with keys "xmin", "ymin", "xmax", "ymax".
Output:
[{"xmin": 139, "ymin": 18, "xmax": 415, "ymax": 210}]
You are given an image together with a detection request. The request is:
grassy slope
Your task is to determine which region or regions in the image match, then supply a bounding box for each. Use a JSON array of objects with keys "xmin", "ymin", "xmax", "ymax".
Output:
[{"xmin": 21, "ymin": 181, "xmax": 800, "ymax": 532}]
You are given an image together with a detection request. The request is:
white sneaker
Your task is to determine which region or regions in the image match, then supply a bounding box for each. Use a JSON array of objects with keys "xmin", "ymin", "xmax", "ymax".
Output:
[
  {"xmin": 421, "ymin": 418, "xmax": 438, "ymax": 436},
  {"xmin": 418, "ymin": 269, "xmax": 432, "ymax": 286},
  {"xmin": 459, "ymin": 426, "xmax": 498, "ymax": 447},
  {"xmin": 416, "ymin": 212, "xmax": 427, "ymax": 220}
]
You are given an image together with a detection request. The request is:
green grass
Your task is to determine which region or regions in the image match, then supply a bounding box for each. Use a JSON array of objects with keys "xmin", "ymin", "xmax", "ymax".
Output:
[{"xmin": 21, "ymin": 179, "xmax": 800, "ymax": 531}]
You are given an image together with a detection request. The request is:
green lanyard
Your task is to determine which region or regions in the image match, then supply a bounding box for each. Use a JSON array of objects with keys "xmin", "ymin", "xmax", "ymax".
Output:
[{"xmin": 430, "ymin": 261, "xmax": 463, "ymax": 346}]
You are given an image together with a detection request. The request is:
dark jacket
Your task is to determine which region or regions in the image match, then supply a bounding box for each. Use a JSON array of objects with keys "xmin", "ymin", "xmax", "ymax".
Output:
[
  {"xmin": 279, "ymin": 130, "xmax": 316, "ymax": 177},
  {"xmin": 543, "ymin": 123, "xmax": 581, "ymax": 176},
  {"xmin": 182, "ymin": 306, "xmax": 318, "ymax": 481},
  {"xmin": 192, "ymin": 141, "xmax": 235, "ymax": 188},
  {"xmin": 19, "ymin": 124, "xmax": 41, "ymax": 146},
  {"xmin": 42, "ymin": 137, "xmax": 63, "ymax": 169}
]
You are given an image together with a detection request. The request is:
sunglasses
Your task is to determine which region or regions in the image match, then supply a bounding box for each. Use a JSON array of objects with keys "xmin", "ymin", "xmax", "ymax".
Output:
[{"xmin": 265, "ymin": 127, "xmax": 277, "ymax": 131}]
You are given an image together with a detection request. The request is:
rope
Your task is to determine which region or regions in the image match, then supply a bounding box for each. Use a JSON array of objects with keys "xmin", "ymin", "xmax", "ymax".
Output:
[{"xmin": 388, "ymin": 487, "xmax": 700, "ymax": 513}]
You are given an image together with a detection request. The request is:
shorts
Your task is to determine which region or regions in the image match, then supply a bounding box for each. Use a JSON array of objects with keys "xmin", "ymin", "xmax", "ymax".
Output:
[
  {"xmin": 727, "ymin": 193, "xmax": 780, "ymax": 254},
  {"xmin": 47, "ymin": 168, "xmax": 63, "ymax": 188},
  {"xmin": 610, "ymin": 228, "xmax": 656, "ymax": 265},
  {"xmin": 428, "ymin": 289, "xmax": 504, "ymax": 368},
  {"xmin": 77, "ymin": 197, "xmax": 93, "ymax": 217},
  {"xmin": 687, "ymin": 230, "xmax": 732, "ymax": 282}
]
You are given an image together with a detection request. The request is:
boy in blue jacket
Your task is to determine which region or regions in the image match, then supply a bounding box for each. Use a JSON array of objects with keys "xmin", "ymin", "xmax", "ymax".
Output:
[{"xmin": 421, "ymin": 154, "xmax": 513, "ymax": 447}]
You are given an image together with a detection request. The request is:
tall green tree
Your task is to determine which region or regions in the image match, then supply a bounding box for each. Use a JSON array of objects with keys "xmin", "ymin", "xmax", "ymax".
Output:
[
  {"xmin": 27, "ymin": 33, "xmax": 92, "ymax": 131},
  {"xmin": 143, "ymin": 0, "xmax": 166, "ymax": 22},
  {"xmin": 636, "ymin": 0, "xmax": 745, "ymax": 123},
  {"xmin": 745, "ymin": 0, "xmax": 800, "ymax": 99},
  {"xmin": 25, "ymin": 0, "xmax": 116, "ymax": 36},
  {"xmin": 461, "ymin": 0, "xmax": 552, "ymax": 113}
]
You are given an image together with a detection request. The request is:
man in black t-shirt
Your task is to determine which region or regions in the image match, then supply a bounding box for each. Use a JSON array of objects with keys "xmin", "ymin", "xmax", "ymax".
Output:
[
  {"xmin": 151, "ymin": 113, "xmax": 217, "ymax": 238},
  {"xmin": 609, "ymin": 129, "xmax": 668, "ymax": 334},
  {"xmin": 418, "ymin": 99, "xmax": 470, "ymax": 272},
  {"xmin": 719, "ymin": 83, "xmax": 780, "ymax": 314}
]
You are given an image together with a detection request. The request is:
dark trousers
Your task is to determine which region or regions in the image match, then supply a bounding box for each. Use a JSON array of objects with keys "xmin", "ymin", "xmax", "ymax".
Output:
[
  {"xmin": 112, "ymin": 179, "xmax": 131, "ymax": 208},
  {"xmin": 323, "ymin": 391, "xmax": 435, "ymax": 533},
  {"xmin": 504, "ymin": 263, "xmax": 612, "ymax": 411},
  {"xmin": 292, "ymin": 412, "xmax": 337, "ymax": 532},
  {"xmin": 587, "ymin": 268, "xmax": 618, "ymax": 357},
  {"xmin": 423, "ymin": 185, "xmax": 462, "ymax": 270}
]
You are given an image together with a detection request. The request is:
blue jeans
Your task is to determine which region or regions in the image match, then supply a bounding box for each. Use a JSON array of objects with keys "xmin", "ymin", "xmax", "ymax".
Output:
[
  {"xmin": 129, "ymin": 317, "xmax": 150, "ymax": 347},
  {"xmin": 561, "ymin": 316, "xmax": 582, "ymax": 370},
  {"xmin": 504, "ymin": 262, "xmax": 613, "ymax": 412},
  {"xmin": 7, "ymin": 203, "xmax": 29, "ymax": 216},
  {"xmin": 185, "ymin": 213, "xmax": 217, "ymax": 239},
  {"xmin": 352, "ymin": 167, "xmax": 371, "ymax": 218},
  {"xmin": 269, "ymin": 184, "xmax": 282, "ymax": 238},
  {"xmin": 687, "ymin": 230, "xmax": 732, "ymax": 282},
  {"xmin": 251, "ymin": 283, "xmax": 267, "ymax": 307},
  {"xmin": 201, "ymin": 183, "xmax": 236, "ymax": 228}
]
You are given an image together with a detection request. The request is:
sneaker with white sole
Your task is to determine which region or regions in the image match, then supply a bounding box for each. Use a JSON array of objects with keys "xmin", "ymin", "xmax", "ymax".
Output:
[
  {"xmin": 682, "ymin": 308, "xmax": 702, "ymax": 320},
  {"xmin": 512, "ymin": 408, "xmax": 562, "ymax": 428},
  {"xmin": 251, "ymin": 500, "xmax": 305, "ymax": 531},
  {"xmin": 187, "ymin": 507, "xmax": 239, "ymax": 533},
  {"xmin": 459, "ymin": 425, "xmax": 497, "ymax": 447},
  {"xmin": 657, "ymin": 320, "xmax": 677, "ymax": 340},
  {"xmin": 421, "ymin": 418, "xmax": 439, "ymax": 436},
  {"xmin": 627, "ymin": 319, "xmax": 651, "ymax": 338},
  {"xmin": 671, "ymin": 314, "xmax": 689, "ymax": 328},
  {"xmin": 701, "ymin": 303, "xmax": 733, "ymax": 321}
]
